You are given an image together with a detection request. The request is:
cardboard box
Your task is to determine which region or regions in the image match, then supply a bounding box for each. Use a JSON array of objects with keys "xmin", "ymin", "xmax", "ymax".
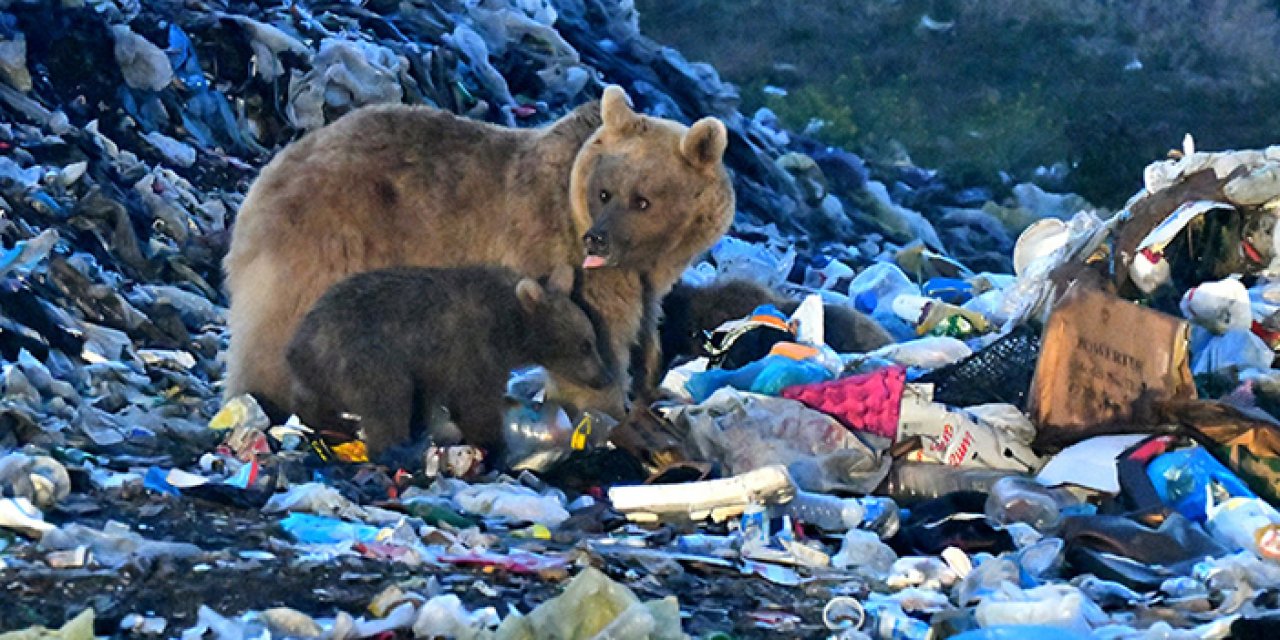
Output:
[{"xmin": 1030, "ymin": 286, "xmax": 1195, "ymax": 448}]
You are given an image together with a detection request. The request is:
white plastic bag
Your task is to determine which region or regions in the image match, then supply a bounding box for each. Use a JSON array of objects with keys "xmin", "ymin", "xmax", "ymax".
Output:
[
  {"xmin": 710, "ymin": 236, "xmax": 796, "ymax": 288},
  {"xmin": 847, "ymin": 262, "xmax": 918, "ymax": 316}
]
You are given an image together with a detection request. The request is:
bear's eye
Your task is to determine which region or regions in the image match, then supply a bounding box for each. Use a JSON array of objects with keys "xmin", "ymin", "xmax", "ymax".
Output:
[
  {"xmin": 599, "ymin": 190, "xmax": 611, "ymax": 203},
  {"xmin": 634, "ymin": 196, "xmax": 650, "ymax": 211}
]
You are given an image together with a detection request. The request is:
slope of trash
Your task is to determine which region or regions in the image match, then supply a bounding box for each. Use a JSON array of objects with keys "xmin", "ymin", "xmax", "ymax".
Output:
[{"xmin": 4, "ymin": 1, "xmax": 1280, "ymax": 639}]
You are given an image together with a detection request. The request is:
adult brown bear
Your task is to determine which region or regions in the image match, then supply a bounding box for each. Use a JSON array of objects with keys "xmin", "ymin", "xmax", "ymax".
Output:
[{"xmin": 223, "ymin": 86, "xmax": 734, "ymax": 419}]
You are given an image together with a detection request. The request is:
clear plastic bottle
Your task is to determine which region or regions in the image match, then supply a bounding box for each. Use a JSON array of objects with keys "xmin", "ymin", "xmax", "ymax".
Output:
[
  {"xmin": 879, "ymin": 462, "xmax": 1017, "ymax": 504},
  {"xmin": 502, "ymin": 401, "xmax": 572, "ymax": 470},
  {"xmin": 502, "ymin": 403, "xmax": 617, "ymax": 471},
  {"xmin": 984, "ymin": 476, "xmax": 1074, "ymax": 533},
  {"xmin": 775, "ymin": 491, "xmax": 901, "ymax": 538}
]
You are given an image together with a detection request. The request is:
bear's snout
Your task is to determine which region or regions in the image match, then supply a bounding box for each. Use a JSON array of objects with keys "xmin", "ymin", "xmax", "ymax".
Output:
[
  {"xmin": 583, "ymin": 230, "xmax": 610, "ymax": 257},
  {"xmin": 588, "ymin": 367, "xmax": 615, "ymax": 390}
]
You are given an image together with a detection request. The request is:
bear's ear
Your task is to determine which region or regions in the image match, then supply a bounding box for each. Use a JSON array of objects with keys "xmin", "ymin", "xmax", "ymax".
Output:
[
  {"xmin": 681, "ymin": 117, "xmax": 728, "ymax": 170},
  {"xmin": 546, "ymin": 264, "xmax": 575, "ymax": 294},
  {"xmin": 601, "ymin": 85, "xmax": 638, "ymax": 132},
  {"xmin": 515, "ymin": 278, "xmax": 545, "ymax": 313}
]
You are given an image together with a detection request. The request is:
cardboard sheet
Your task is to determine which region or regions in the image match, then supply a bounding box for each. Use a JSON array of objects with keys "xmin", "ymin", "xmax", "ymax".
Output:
[{"xmin": 1030, "ymin": 287, "xmax": 1195, "ymax": 448}]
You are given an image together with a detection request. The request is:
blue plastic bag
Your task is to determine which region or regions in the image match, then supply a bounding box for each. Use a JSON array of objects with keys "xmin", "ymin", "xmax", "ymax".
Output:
[
  {"xmin": 1147, "ymin": 447, "xmax": 1256, "ymax": 522},
  {"xmin": 685, "ymin": 354, "xmax": 833, "ymax": 403}
]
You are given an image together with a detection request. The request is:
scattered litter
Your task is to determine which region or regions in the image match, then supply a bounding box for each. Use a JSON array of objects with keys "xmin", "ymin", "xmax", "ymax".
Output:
[{"xmin": 2, "ymin": 1, "xmax": 1280, "ymax": 637}]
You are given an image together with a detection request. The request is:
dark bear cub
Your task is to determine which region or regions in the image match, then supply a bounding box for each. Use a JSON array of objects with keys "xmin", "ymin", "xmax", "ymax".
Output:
[{"xmin": 286, "ymin": 265, "xmax": 611, "ymax": 468}]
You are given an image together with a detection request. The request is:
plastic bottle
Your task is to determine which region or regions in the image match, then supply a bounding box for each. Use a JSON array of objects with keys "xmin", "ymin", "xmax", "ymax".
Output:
[
  {"xmin": 973, "ymin": 584, "xmax": 1094, "ymax": 635},
  {"xmin": 957, "ymin": 554, "xmax": 1020, "ymax": 606},
  {"xmin": 775, "ymin": 491, "xmax": 900, "ymax": 538},
  {"xmin": 502, "ymin": 402, "xmax": 617, "ymax": 471},
  {"xmin": 984, "ymin": 476, "xmax": 1074, "ymax": 533},
  {"xmin": 862, "ymin": 602, "xmax": 930, "ymax": 640},
  {"xmin": 832, "ymin": 529, "xmax": 898, "ymax": 574},
  {"xmin": 739, "ymin": 502, "xmax": 769, "ymax": 551},
  {"xmin": 879, "ymin": 462, "xmax": 1018, "ymax": 504},
  {"xmin": 1017, "ymin": 537, "xmax": 1065, "ymax": 581},
  {"xmin": 675, "ymin": 534, "xmax": 738, "ymax": 556},
  {"xmin": 848, "ymin": 262, "xmax": 918, "ymax": 316}
]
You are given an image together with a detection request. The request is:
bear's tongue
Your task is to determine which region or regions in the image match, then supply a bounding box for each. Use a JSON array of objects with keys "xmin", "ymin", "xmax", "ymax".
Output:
[{"xmin": 582, "ymin": 255, "xmax": 608, "ymax": 269}]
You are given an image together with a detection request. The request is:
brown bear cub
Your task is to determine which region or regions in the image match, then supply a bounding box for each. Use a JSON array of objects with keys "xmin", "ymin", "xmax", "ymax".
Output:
[
  {"xmin": 659, "ymin": 279, "xmax": 894, "ymax": 370},
  {"xmin": 285, "ymin": 265, "xmax": 611, "ymax": 468}
]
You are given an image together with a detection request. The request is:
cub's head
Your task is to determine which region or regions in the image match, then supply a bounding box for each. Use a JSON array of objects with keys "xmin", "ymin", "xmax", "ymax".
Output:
[
  {"xmin": 571, "ymin": 85, "xmax": 735, "ymax": 275},
  {"xmin": 515, "ymin": 265, "xmax": 613, "ymax": 390}
]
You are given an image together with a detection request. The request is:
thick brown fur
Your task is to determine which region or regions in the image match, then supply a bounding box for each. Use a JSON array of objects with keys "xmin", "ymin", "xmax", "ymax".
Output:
[
  {"xmin": 659, "ymin": 278, "xmax": 894, "ymax": 370},
  {"xmin": 224, "ymin": 86, "xmax": 735, "ymax": 419},
  {"xmin": 285, "ymin": 265, "xmax": 610, "ymax": 465}
]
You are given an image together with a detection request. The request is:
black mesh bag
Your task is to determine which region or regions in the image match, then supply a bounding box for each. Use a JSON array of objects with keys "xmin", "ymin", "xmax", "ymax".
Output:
[{"xmin": 916, "ymin": 324, "xmax": 1042, "ymax": 410}]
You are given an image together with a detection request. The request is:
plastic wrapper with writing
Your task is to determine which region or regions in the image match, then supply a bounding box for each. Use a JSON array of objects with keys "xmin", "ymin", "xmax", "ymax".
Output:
[{"xmin": 664, "ymin": 388, "xmax": 892, "ymax": 494}]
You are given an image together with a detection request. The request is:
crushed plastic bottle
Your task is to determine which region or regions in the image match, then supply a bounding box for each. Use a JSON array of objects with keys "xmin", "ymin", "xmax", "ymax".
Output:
[
  {"xmin": 985, "ymin": 476, "xmax": 1074, "ymax": 533},
  {"xmin": 775, "ymin": 491, "xmax": 900, "ymax": 538},
  {"xmin": 973, "ymin": 583, "xmax": 1101, "ymax": 635},
  {"xmin": 888, "ymin": 556, "xmax": 960, "ymax": 590},
  {"xmin": 879, "ymin": 462, "xmax": 1017, "ymax": 504},
  {"xmin": 1017, "ymin": 537, "xmax": 1065, "ymax": 582},
  {"xmin": 739, "ymin": 502, "xmax": 770, "ymax": 551},
  {"xmin": 832, "ymin": 529, "xmax": 898, "ymax": 574},
  {"xmin": 957, "ymin": 554, "xmax": 1021, "ymax": 606},
  {"xmin": 863, "ymin": 601, "xmax": 930, "ymax": 640},
  {"xmin": 503, "ymin": 399, "xmax": 569, "ymax": 467}
]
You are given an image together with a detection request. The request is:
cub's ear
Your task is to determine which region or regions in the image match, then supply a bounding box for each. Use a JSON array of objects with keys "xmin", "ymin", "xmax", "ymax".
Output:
[
  {"xmin": 681, "ymin": 117, "xmax": 728, "ymax": 170},
  {"xmin": 601, "ymin": 85, "xmax": 638, "ymax": 132},
  {"xmin": 515, "ymin": 278, "xmax": 545, "ymax": 313},
  {"xmin": 547, "ymin": 264, "xmax": 575, "ymax": 294}
]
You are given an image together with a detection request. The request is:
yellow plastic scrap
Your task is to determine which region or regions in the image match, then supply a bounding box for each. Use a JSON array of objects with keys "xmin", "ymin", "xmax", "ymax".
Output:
[
  {"xmin": 513, "ymin": 524, "xmax": 552, "ymax": 540},
  {"xmin": 367, "ymin": 585, "xmax": 426, "ymax": 619},
  {"xmin": 208, "ymin": 394, "xmax": 270, "ymax": 431},
  {"xmin": 0, "ymin": 608, "xmax": 95, "ymax": 640},
  {"xmin": 331, "ymin": 440, "xmax": 369, "ymax": 463},
  {"xmin": 571, "ymin": 414, "xmax": 595, "ymax": 451},
  {"xmin": 496, "ymin": 567, "xmax": 686, "ymax": 640}
]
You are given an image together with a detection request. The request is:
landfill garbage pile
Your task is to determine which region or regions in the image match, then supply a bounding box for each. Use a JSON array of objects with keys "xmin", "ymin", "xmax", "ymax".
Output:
[{"xmin": 6, "ymin": 0, "xmax": 1280, "ymax": 638}]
